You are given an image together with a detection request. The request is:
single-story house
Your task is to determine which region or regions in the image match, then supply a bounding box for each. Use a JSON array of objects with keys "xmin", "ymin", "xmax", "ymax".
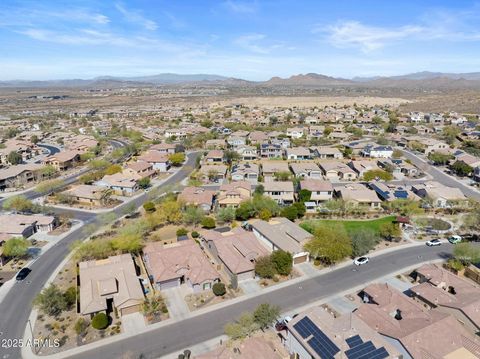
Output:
[
  {"xmin": 231, "ymin": 163, "xmax": 259, "ymax": 183},
  {"xmin": 289, "ymin": 162, "xmax": 322, "ymax": 179},
  {"xmin": 0, "ymin": 214, "xmax": 58, "ymax": 238},
  {"xmin": 411, "ymin": 181, "xmax": 467, "ymax": 207},
  {"xmin": 286, "ymin": 147, "xmax": 311, "ymax": 160},
  {"xmin": 178, "ymin": 187, "xmax": 216, "ymax": 212},
  {"xmin": 198, "ymin": 164, "xmax": 228, "ymax": 183},
  {"xmin": 334, "ymin": 183, "xmax": 382, "ymax": 209},
  {"xmin": 319, "ymin": 161, "xmax": 357, "ymax": 181},
  {"xmin": 96, "ymin": 172, "xmax": 139, "ymax": 196},
  {"xmin": 62, "ymin": 184, "xmax": 111, "ymax": 206}
]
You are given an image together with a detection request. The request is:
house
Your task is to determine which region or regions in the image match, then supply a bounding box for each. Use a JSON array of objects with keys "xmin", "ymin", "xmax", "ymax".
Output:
[
  {"xmin": 260, "ymin": 143, "xmax": 284, "ymax": 159},
  {"xmin": 248, "ymin": 131, "xmax": 269, "ymax": 144},
  {"xmin": 285, "ymin": 306, "xmax": 400, "ymax": 359},
  {"xmin": 205, "ymin": 139, "xmax": 227, "ymax": 150},
  {"xmin": 204, "ymin": 150, "xmax": 225, "ymax": 164},
  {"xmin": 143, "ymin": 240, "xmax": 220, "ymax": 292},
  {"xmin": 178, "ymin": 187, "xmax": 215, "ymax": 212},
  {"xmin": 263, "ymin": 181, "xmax": 294, "ymax": 205},
  {"xmin": 79, "ymin": 254, "xmax": 144, "ymax": 317},
  {"xmin": 231, "ymin": 163, "xmax": 259, "ymax": 183},
  {"xmin": 62, "ymin": 184, "xmax": 111, "ymax": 206},
  {"xmin": 368, "ymin": 182, "xmax": 419, "ymax": 202},
  {"xmin": 335, "ymin": 183, "xmax": 382, "ymax": 209},
  {"xmin": 286, "ymin": 147, "xmax": 311, "ymax": 160},
  {"xmin": 377, "ymin": 159, "xmax": 419, "ymax": 177},
  {"xmin": 137, "ymin": 150, "xmax": 170, "ymax": 172},
  {"xmin": 96, "ymin": 172, "xmax": 139, "ymax": 196},
  {"xmin": 412, "ymin": 263, "xmax": 480, "ymax": 332},
  {"xmin": 319, "ymin": 161, "xmax": 357, "ymax": 181},
  {"xmin": 356, "ymin": 283, "xmax": 480, "ymax": 359},
  {"xmin": 236, "ymin": 145, "xmax": 258, "ymax": 161},
  {"xmin": 290, "ymin": 162, "xmax": 322, "ymax": 179},
  {"xmin": 217, "ymin": 181, "xmax": 252, "ymax": 208},
  {"xmin": 299, "ymin": 179, "xmax": 333, "ymax": 207},
  {"xmin": 0, "ymin": 214, "xmax": 58, "ymax": 238},
  {"xmin": 150, "ymin": 143, "xmax": 177, "ymax": 154},
  {"xmin": 411, "ymin": 181, "xmax": 467, "ymax": 207},
  {"xmin": 0, "ymin": 138, "xmax": 42, "ymax": 164},
  {"xmin": 43, "ymin": 150, "xmax": 81, "ymax": 171},
  {"xmin": 453, "ymin": 150, "xmax": 480, "ymax": 168},
  {"xmin": 286, "ymin": 127, "xmax": 305, "ymax": 139},
  {"xmin": 0, "ymin": 163, "xmax": 44, "ymax": 192},
  {"xmin": 261, "ymin": 161, "xmax": 290, "ymax": 182},
  {"xmin": 361, "ymin": 145, "xmax": 394, "ymax": 158},
  {"xmin": 227, "ymin": 135, "xmax": 246, "ymax": 148},
  {"xmin": 249, "ymin": 217, "xmax": 312, "ymax": 264},
  {"xmin": 65, "ymin": 135, "xmax": 98, "ymax": 153},
  {"xmin": 348, "ymin": 160, "xmax": 381, "ymax": 178},
  {"xmin": 310, "ymin": 146, "xmax": 343, "ymax": 159},
  {"xmin": 198, "ymin": 164, "xmax": 228, "ymax": 183},
  {"xmin": 202, "ymin": 227, "xmax": 268, "ymax": 281},
  {"xmin": 125, "ymin": 161, "xmax": 156, "ymax": 179}
]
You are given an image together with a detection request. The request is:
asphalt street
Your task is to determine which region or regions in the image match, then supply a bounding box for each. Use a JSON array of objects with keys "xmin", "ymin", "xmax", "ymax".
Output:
[
  {"xmin": 67, "ymin": 243, "xmax": 454, "ymax": 359},
  {"xmin": 0, "ymin": 152, "xmax": 200, "ymax": 359}
]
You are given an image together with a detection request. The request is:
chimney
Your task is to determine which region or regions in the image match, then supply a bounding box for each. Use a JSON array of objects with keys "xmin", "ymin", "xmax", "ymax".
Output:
[{"xmin": 394, "ymin": 309, "xmax": 402, "ymax": 320}]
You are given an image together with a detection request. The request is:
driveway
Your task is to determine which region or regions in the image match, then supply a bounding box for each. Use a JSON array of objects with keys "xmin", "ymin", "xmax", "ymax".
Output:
[{"xmin": 163, "ymin": 287, "xmax": 190, "ymax": 320}]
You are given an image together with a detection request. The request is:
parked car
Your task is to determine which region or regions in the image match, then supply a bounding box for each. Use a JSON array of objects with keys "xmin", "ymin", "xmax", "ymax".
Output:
[
  {"xmin": 275, "ymin": 316, "xmax": 293, "ymax": 331},
  {"xmin": 426, "ymin": 239, "xmax": 442, "ymax": 247},
  {"xmin": 448, "ymin": 235, "xmax": 462, "ymax": 244},
  {"xmin": 354, "ymin": 257, "xmax": 369, "ymax": 266},
  {"xmin": 16, "ymin": 267, "xmax": 31, "ymax": 281}
]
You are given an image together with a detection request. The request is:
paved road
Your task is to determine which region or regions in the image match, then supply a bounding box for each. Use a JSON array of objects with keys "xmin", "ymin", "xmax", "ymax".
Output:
[
  {"xmin": 64, "ymin": 244, "xmax": 454, "ymax": 359},
  {"xmin": 0, "ymin": 152, "xmax": 200, "ymax": 359},
  {"xmin": 401, "ymin": 149, "xmax": 480, "ymax": 200},
  {"xmin": 37, "ymin": 143, "xmax": 61, "ymax": 156}
]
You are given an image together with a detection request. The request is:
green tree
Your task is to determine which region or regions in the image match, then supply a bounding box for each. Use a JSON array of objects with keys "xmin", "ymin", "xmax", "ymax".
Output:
[
  {"xmin": 258, "ymin": 208, "xmax": 272, "ymax": 221},
  {"xmin": 64, "ymin": 286, "xmax": 77, "ymax": 308},
  {"xmin": 351, "ymin": 228, "xmax": 378, "ymax": 256},
  {"xmin": 201, "ymin": 216, "xmax": 216, "ymax": 229},
  {"xmin": 91, "ymin": 312, "xmax": 109, "ymax": 330},
  {"xmin": 255, "ymin": 256, "xmax": 276, "ymax": 278},
  {"xmin": 363, "ymin": 170, "xmax": 393, "ymax": 181},
  {"xmin": 454, "ymin": 242, "xmax": 480, "ymax": 265},
  {"xmin": 274, "ymin": 171, "xmax": 291, "ymax": 181},
  {"xmin": 143, "ymin": 201, "xmax": 156, "ymax": 213},
  {"xmin": 41, "ymin": 164, "xmax": 57, "ymax": 178},
  {"xmin": 428, "ymin": 151, "xmax": 453, "ymax": 166},
  {"xmin": 183, "ymin": 206, "xmax": 205, "ymax": 226},
  {"xmin": 304, "ymin": 225, "xmax": 352, "ymax": 265},
  {"xmin": 270, "ymin": 250, "xmax": 293, "ymax": 276},
  {"xmin": 253, "ymin": 303, "xmax": 280, "ymax": 329},
  {"xmin": 298, "ymin": 189, "xmax": 312, "ymax": 203},
  {"xmin": 212, "ymin": 282, "xmax": 226, "ymax": 296},
  {"xmin": 138, "ymin": 177, "xmax": 151, "ymax": 189},
  {"xmin": 7, "ymin": 151, "xmax": 22, "ymax": 164},
  {"xmin": 104, "ymin": 164, "xmax": 122, "ymax": 175},
  {"xmin": 34, "ymin": 284, "xmax": 68, "ymax": 317},
  {"xmin": 3, "ymin": 195, "xmax": 33, "ymax": 213},
  {"xmin": 169, "ymin": 153, "xmax": 186, "ymax": 166},
  {"xmin": 379, "ymin": 222, "xmax": 401, "ymax": 241},
  {"xmin": 216, "ymin": 206, "xmax": 236, "ymax": 223},
  {"xmin": 280, "ymin": 205, "xmax": 298, "ymax": 221},
  {"xmin": 293, "ymin": 201, "xmax": 306, "ymax": 218},
  {"xmin": 224, "ymin": 150, "xmax": 240, "ymax": 165},
  {"xmin": 36, "ymin": 178, "xmax": 65, "ymax": 194},
  {"xmin": 392, "ymin": 149, "xmax": 403, "ymax": 159},
  {"xmin": 30, "ymin": 135, "xmax": 39, "ymax": 144},
  {"xmin": 254, "ymin": 184, "xmax": 264, "ymax": 196},
  {"xmin": 2, "ymin": 237, "xmax": 29, "ymax": 258},
  {"xmin": 450, "ymin": 161, "xmax": 473, "ymax": 177},
  {"xmin": 87, "ymin": 159, "xmax": 110, "ymax": 170},
  {"xmin": 442, "ymin": 125, "xmax": 461, "ymax": 145},
  {"xmin": 224, "ymin": 312, "xmax": 258, "ymax": 340}
]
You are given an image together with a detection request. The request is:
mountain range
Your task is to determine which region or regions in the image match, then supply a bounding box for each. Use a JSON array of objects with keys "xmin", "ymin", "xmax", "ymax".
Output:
[{"xmin": 2, "ymin": 71, "xmax": 480, "ymax": 88}]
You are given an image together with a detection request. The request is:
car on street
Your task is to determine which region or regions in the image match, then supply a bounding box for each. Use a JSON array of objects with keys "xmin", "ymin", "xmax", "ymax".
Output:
[
  {"xmin": 16, "ymin": 267, "xmax": 31, "ymax": 281},
  {"xmin": 426, "ymin": 239, "xmax": 442, "ymax": 247},
  {"xmin": 448, "ymin": 235, "xmax": 462, "ymax": 244},
  {"xmin": 354, "ymin": 257, "xmax": 369, "ymax": 266}
]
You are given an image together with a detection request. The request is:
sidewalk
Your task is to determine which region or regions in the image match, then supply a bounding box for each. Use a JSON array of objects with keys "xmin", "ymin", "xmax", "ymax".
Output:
[{"xmin": 21, "ymin": 240, "xmax": 429, "ymax": 359}]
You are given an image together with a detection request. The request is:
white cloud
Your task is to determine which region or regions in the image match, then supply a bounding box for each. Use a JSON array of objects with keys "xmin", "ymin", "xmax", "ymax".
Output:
[
  {"xmin": 233, "ymin": 33, "xmax": 285, "ymax": 54},
  {"xmin": 320, "ymin": 21, "xmax": 424, "ymax": 52},
  {"xmin": 223, "ymin": 0, "xmax": 257, "ymax": 14},
  {"xmin": 115, "ymin": 2, "xmax": 157, "ymax": 31}
]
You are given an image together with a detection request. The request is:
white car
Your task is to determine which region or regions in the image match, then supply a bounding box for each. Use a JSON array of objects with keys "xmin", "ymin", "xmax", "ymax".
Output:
[
  {"xmin": 354, "ymin": 257, "xmax": 369, "ymax": 266},
  {"xmin": 426, "ymin": 239, "xmax": 442, "ymax": 247}
]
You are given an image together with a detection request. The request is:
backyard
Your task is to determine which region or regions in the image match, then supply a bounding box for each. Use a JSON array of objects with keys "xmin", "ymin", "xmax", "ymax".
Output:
[{"xmin": 300, "ymin": 216, "xmax": 397, "ymax": 237}]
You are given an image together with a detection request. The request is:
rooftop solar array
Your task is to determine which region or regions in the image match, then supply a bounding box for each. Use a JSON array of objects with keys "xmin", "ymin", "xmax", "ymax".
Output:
[
  {"xmin": 345, "ymin": 336, "xmax": 389, "ymax": 359},
  {"xmin": 293, "ymin": 317, "xmax": 340, "ymax": 359},
  {"xmin": 346, "ymin": 335, "xmax": 363, "ymax": 348}
]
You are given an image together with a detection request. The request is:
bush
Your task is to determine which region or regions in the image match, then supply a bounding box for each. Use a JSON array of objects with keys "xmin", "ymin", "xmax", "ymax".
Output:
[
  {"xmin": 255, "ymin": 256, "xmax": 276, "ymax": 278},
  {"xmin": 270, "ymin": 250, "xmax": 293, "ymax": 276},
  {"xmin": 191, "ymin": 231, "xmax": 200, "ymax": 238},
  {"xmin": 143, "ymin": 201, "xmax": 156, "ymax": 213},
  {"xmin": 212, "ymin": 282, "xmax": 226, "ymax": 296},
  {"xmin": 91, "ymin": 313, "xmax": 109, "ymax": 330},
  {"xmin": 64, "ymin": 286, "xmax": 77, "ymax": 308},
  {"xmin": 201, "ymin": 216, "xmax": 216, "ymax": 229},
  {"xmin": 74, "ymin": 318, "xmax": 88, "ymax": 336},
  {"xmin": 176, "ymin": 228, "xmax": 188, "ymax": 237}
]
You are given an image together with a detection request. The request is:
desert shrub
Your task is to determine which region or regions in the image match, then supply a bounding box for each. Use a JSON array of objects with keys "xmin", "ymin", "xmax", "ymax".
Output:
[
  {"xmin": 212, "ymin": 282, "xmax": 226, "ymax": 296},
  {"xmin": 91, "ymin": 313, "xmax": 109, "ymax": 330}
]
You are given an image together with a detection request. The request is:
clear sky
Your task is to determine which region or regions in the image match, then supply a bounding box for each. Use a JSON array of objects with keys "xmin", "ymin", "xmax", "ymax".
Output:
[{"xmin": 1, "ymin": 0, "xmax": 480, "ymax": 80}]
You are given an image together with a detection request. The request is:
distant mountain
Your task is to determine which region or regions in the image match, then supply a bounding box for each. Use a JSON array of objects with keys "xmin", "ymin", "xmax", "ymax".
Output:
[
  {"xmin": 353, "ymin": 71, "xmax": 480, "ymax": 82},
  {"xmin": 262, "ymin": 73, "xmax": 353, "ymax": 86},
  {"xmin": 94, "ymin": 73, "xmax": 230, "ymax": 84}
]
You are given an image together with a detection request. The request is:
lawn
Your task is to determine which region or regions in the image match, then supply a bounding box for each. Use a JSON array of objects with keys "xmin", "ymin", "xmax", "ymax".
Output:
[{"xmin": 300, "ymin": 216, "xmax": 396, "ymax": 237}]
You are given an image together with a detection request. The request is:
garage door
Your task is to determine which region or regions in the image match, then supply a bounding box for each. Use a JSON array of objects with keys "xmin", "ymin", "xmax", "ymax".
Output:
[{"xmin": 293, "ymin": 255, "xmax": 308, "ymax": 264}]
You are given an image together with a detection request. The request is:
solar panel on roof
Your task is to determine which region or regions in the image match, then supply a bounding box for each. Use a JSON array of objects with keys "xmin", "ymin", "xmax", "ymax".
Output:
[
  {"xmin": 308, "ymin": 336, "xmax": 337, "ymax": 359},
  {"xmin": 293, "ymin": 320, "xmax": 310, "ymax": 338},
  {"xmin": 345, "ymin": 341, "xmax": 376, "ymax": 359},
  {"xmin": 346, "ymin": 335, "xmax": 363, "ymax": 348},
  {"xmin": 360, "ymin": 347, "xmax": 389, "ymax": 359}
]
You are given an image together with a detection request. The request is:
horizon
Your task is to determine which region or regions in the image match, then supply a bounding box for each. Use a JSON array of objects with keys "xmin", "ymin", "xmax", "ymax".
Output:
[{"xmin": 1, "ymin": 0, "xmax": 480, "ymax": 80}]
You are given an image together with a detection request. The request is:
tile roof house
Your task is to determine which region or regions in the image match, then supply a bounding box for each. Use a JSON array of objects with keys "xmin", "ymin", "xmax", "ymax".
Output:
[
  {"xmin": 231, "ymin": 163, "xmax": 259, "ymax": 183},
  {"xmin": 412, "ymin": 263, "xmax": 480, "ymax": 332},
  {"xmin": 361, "ymin": 145, "xmax": 394, "ymax": 158},
  {"xmin": 310, "ymin": 146, "xmax": 343, "ymax": 159},
  {"xmin": 263, "ymin": 181, "xmax": 295, "ymax": 205},
  {"xmin": 300, "ymin": 179, "xmax": 334, "ymax": 205},
  {"xmin": 63, "ymin": 184, "xmax": 111, "ymax": 206},
  {"xmin": 79, "ymin": 254, "xmax": 144, "ymax": 317},
  {"xmin": 335, "ymin": 183, "xmax": 382, "ymax": 209},
  {"xmin": 178, "ymin": 186, "xmax": 215, "ymax": 212},
  {"xmin": 43, "ymin": 150, "xmax": 81, "ymax": 171},
  {"xmin": 201, "ymin": 227, "xmax": 269, "ymax": 282},
  {"xmin": 286, "ymin": 306, "xmax": 400, "ymax": 359},
  {"xmin": 411, "ymin": 181, "xmax": 467, "ymax": 208},
  {"xmin": 368, "ymin": 182, "xmax": 420, "ymax": 202},
  {"xmin": 198, "ymin": 164, "xmax": 228, "ymax": 183},
  {"xmin": 143, "ymin": 240, "xmax": 220, "ymax": 293},
  {"xmin": 260, "ymin": 143, "xmax": 284, "ymax": 159},
  {"xmin": 261, "ymin": 161, "xmax": 290, "ymax": 182},
  {"xmin": 137, "ymin": 150, "xmax": 170, "ymax": 172},
  {"xmin": 356, "ymin": 283, "xmax": 480, "ymax": 359},
  {"xmin": 249, "ymin": 217, "xmax": 312, "ymax": 264},
  {"xmin": 348, "ymin": 160, "xmax": 381, "ymax": 178},
  {"xmin": 217, "ymin": 181, "xmax": 252, "ymax": 208},
  {"xmin": 96, "ymin": 172, "xmax": 139, "ymax": 196},
  {"xmin": 0, "ymin": 214, "xmax": 57, "ymax": 238},
  {"xmin": 286, "ymin": 147, "xmax": 311, "ymax": 160},
  {"xmin": 125, "ymin": 161, "xmax": 156, "ymax": 179},
  {"xmin": 290, "ymin": 162, "xmax": 322, "ymax": 179},
  {"xmin": 235, "ymin": 145, "xmax": 258, "ymax": 161},
  {"xmin": 150, "ymin": 143, "xmax": 177, "ymax": 154},
  {"xmin": 204, "ymin": 150, "xmax": 225, "ymax": 164},
  {"xmin": 0, "ymin": 163, "xmax": 44, "ymax": 192},
  {"xmin": 319, "ymin": 161, "xmax": 357, "ymax": 181}
]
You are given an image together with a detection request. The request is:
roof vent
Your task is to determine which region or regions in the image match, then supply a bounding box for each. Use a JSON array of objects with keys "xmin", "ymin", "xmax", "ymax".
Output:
[{"xmin": 394, "ymin": 309, "xmax": 402, "ymax": 321}]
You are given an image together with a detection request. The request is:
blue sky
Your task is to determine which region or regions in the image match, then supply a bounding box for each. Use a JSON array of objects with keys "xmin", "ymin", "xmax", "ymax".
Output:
[{"xmin": 1, "ymin": 0, "xmax": 480, "ymax": 80}]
